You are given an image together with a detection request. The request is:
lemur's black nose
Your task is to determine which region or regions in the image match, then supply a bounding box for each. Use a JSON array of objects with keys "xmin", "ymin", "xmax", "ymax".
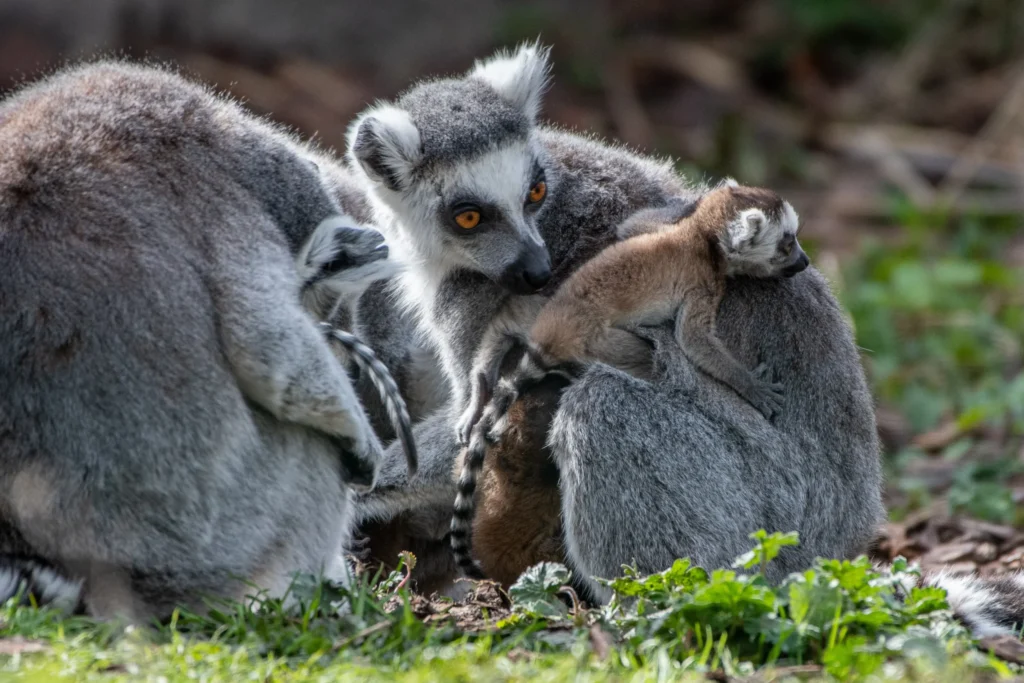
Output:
[
  {"xmin": 522, "ymin": 258, "xmax": 552, "ymax": 290},
  {"xmin": 502, "ymin": 246, "xmax": 552, "ymax": 294},
  {"xmin": 782, "ymin": 251, "xmax": 810, "ymax": 278}
]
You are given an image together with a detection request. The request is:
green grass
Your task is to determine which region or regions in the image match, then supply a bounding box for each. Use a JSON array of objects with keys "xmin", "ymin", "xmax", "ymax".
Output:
[{"xmin": 2, "ymin": 533, "xmax": 1021, "ymax": 682}]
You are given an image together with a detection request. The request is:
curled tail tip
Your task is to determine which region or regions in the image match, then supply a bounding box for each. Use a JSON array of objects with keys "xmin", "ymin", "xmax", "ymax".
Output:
[
  {"xmin": 462, "ymin": 564, "xmax": 486, "ymax": 580},
  {"xmin": 403, "ymin": 450, "xmax": 418, "ymax": 477},
  {"xmin": 452, "ymin": 550, "xmax": 486, "ymax": 580},
  {"xmin": 399, "ymin": 424, "xmax": 418, "ymax": 477}
]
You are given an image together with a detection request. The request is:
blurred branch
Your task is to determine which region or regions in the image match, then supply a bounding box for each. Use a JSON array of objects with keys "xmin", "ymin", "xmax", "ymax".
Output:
[
  {"xmin": 878, "ymin": 0, "xmax": 975, "ymax": 116},
  {"xmin": 937, "ymin": 63, "xmax": 1024, "ymax": 205}
]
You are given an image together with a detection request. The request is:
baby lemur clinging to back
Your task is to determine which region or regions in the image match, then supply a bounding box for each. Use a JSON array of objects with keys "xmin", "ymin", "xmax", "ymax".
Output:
[
  {"xmin": 526, "ymin": 179, "xmax": 807, "ymax": 419},
  {"xmin": 452, "ymin": 180, "xmax": 810, "ymax": 580},
  {"xmin": 457, "ymin": 179, "xmax": 808, "ymax": 442}
]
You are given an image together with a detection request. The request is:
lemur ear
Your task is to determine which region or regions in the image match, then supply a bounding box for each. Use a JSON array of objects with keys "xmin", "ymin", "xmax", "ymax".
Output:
[
  {"xmin": 470, "ymin": 42, "xmax": 552, "ymax": 123},
  {"xmin": 346, "ymin": 104, "xmax": 421, "ymax": 191},
  {"xmin": 726, "ymin": 208, "xmax": 767, "ymax": 252},
  {"xmin": 719, "ymin": 177, "xmax": 740, "ymax": 189}
]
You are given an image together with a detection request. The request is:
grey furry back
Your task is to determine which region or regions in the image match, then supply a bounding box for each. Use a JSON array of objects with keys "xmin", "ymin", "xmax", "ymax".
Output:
[
  {"xmin": 535, "ymin": 128, "xmax": 689, "ymax": 292},
  {"xmin": 548, "ymin": 267, "xmax": 883, "ymax": 590},
  {"xmin": 0, "ymin": 61, "xmax": 369, "ymax": 620}
]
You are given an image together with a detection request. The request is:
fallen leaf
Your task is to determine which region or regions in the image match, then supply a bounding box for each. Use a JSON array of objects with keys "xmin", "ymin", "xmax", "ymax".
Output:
[
  {"xmin": 912, "ymin": 422, "xmax": 962, "ymax": 451},
  {"xmin": 979, "ymin": 635, "xmax": 1024, "ymax": 664},
  {"xmin": 974, "ymin": 542, "xmax": 998, "ymax": 563},
  {"xmin": 921, "ymin": 541, "xmax": 976, "ymax": 565},
  {"xmin": 0, "ymin": 637, "xmax": 47, "ymax": 656}
]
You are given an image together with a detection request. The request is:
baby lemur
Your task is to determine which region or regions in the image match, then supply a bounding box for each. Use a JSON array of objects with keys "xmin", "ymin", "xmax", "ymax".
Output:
[
  {"xmin": 456, "ymin": 179, "xmax": 807, "ymax": 444},
  {"xmin": 452, "ymin": 181, "xmax": 810, "ymax": 579},
  {"xmin": 526, "ymin": 179, "xmax": 807, "ymax": 419}
]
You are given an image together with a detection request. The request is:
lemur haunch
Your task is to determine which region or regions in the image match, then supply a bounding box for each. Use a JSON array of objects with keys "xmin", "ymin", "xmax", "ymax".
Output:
[
  {"xmin": 451, "ymin": 181, "xmax": 808, "ymax": 577},
  {"xmin": 451, "ymin": 369, "xmax": 568, "ymax": 585},
  {"xmin": 0, "ymin": 62, "xmax": 401, "ymax": 621}
]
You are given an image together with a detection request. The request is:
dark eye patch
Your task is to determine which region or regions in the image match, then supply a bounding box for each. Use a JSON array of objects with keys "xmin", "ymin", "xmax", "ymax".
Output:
[{"xmin": 320, "ymin": 251, "xmax": 355, "ymax": 274}]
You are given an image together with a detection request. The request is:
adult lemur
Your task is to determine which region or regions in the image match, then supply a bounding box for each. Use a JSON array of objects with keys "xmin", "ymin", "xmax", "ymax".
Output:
[
  {"xmin": 0, "ymin": 62, "xmax": 408, "ymax": 620},
  {"xmin": 345, "ymin": 41, "xmax": 880, "ymax": 587},
  {"xmin": 347, "ymin": 43, "xmax": 1024, "ymax": 637}
]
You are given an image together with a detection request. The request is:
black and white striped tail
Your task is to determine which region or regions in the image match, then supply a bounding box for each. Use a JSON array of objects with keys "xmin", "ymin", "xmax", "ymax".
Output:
[
  {"xmin": 881, "ymin": 562, "xmax": 1024, "ymax": 638},
  {"xmin": 451, "ymin": 421, "xmax": 489, "ymax": 579},
  {"xmin": 322, "ymin": 324, "xmax": 418, "ymax": 477},
  {"xmin": 450, "ymin": 343, "xmax": 588, "ymax": 581},
  {"xmin": 923, "ymin": 570, "xmax": 1024, "ymax": 638},
  {"xmin": 0, "ymin": 556, "xmax": 83, "ymax": 614}
]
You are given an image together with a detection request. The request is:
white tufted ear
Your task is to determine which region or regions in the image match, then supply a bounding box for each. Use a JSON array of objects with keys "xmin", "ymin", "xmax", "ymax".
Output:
[
  {"xmin": 470, "ymin": 42, "xmax": 552, "ymax": 122},
  {"xmin": 718, "ymin": 177, "xmax": 740, "ymax": 189},
  {"xmin": 726, "ymin": 208, "xmax": 767, "ymax": 251},
  {"xmin": 346, "ymin": 104, "xmax": 422, "ymax": 191}
]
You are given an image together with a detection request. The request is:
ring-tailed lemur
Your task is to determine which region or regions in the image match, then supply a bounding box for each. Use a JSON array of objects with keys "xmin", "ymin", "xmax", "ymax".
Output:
[
  {"xmin": 344, "ymin": 42, "xmax": 1024, "ymax": 637},
  {"xmin": 450, "ymin": 181, "xmax": 809, "ymax": 577},
  {"xmin": 343, "ymin": 39, "xmax": 869, "ymax": 588},
  {"xmin": 0, "ymin": 61, "xmax": 403, "ymax": 621}
]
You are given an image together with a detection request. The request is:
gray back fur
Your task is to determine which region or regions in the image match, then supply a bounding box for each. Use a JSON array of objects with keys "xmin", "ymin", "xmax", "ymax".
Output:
[{"xmin": 0, "ymin": 61, "xmax": 387, "ymax": 620}]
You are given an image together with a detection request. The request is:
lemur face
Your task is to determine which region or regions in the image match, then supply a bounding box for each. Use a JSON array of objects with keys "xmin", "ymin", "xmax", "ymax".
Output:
[
  {"xmin": 346, "ymin": 43, "xmax": 555, "ymax": 294},
  {"xmin": 423, "ymin": 139, "xmax": 552, "ymax": 294},
  {"xmin": 722, "ymin": 188, "xmax": 808, "ymax": 279}
]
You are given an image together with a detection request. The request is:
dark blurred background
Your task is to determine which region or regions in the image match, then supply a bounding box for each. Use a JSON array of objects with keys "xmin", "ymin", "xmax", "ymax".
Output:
[
  {"xmin": 2, "ymin": 0, "xmax": 1024, "ymax": 573},
  {"xmin": 3, "ymin": 0, "xmax": 1023, "ymax": 252}
]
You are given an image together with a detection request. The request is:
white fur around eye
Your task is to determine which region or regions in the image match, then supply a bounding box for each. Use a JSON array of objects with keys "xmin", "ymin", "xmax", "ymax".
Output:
[{"xmin": 781, "ymin": 201, "xmax": 800, "ymax": 235}]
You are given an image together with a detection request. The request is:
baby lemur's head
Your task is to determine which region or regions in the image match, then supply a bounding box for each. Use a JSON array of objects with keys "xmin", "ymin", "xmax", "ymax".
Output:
[
  {"xmin": 346, "ymin": 43, "xmax": 555, "ymax": 295},
  {"xmin": 712, "ymin": 179, "xmax": 808, "ymax": 279}
]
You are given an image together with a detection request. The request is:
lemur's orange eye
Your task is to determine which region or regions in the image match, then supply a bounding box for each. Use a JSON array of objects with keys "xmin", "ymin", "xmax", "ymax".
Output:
[
  {"xmin": 528, "ymin": 181, "xmax": 547, "ymax": 203},
  {"xmin": 455, "ymin": 210, "xmax": 481, "ymax": 229}
]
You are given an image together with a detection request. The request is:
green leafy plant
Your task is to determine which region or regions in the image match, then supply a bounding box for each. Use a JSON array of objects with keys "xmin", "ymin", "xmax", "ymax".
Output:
[
  {"xmin": 508, "ymin": 562, "xmax": 572, "ymax": 619},
  {"xmin": 841, "ymin": 214, "xmax": 1024, "ymax": 436},
  {"xmin": 1, "ymin": 531, "xmax": 1011, "ymax": 681}
]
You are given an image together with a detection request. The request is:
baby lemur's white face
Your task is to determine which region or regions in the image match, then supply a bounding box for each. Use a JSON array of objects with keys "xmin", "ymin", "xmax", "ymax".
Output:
[{"xmin": 723, "ymin": 200, "xmax": 808, "ymax": 278}]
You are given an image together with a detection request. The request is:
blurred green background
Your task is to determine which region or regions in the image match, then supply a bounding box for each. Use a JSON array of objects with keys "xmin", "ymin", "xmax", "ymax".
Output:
[{"xmin": 1, "ymin": 0, "xmax": 1022, "ymax": 568}]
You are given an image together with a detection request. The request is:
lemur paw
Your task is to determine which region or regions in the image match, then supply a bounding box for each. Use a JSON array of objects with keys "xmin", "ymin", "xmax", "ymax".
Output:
[
  {"xmin": 747, "ymin": 363, "xmax": 785, "ymax": 421},
  {"xmin": 303, "ymin": 216, "xmax": 399, "ymax": 296},
  {"xmin": 347, "ymin": 532, "xmax": 373, "ymax": 562},
  {"xmin": 455, "ymin": 405, "xmax": 480, "ymax": 446}
]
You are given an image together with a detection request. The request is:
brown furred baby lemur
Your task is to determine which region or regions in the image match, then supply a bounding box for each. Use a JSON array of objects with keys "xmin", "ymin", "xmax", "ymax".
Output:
[
  {"xmin": 451, "ymin": 180, "xmax": 810, "ymax": 580},
  {"xmin": 526, "ymin": 178, "xmax": 808, "ymax": 420}
]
